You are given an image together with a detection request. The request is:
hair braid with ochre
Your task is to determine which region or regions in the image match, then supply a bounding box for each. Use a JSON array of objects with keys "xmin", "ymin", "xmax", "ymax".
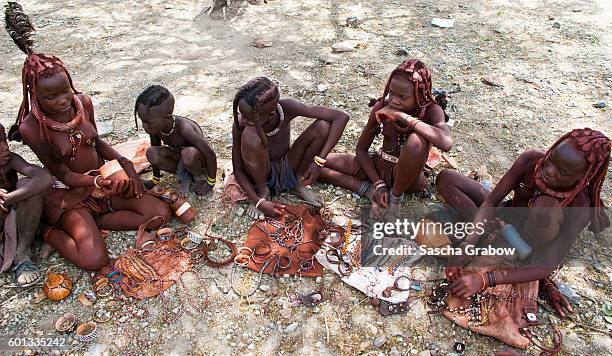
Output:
[
  {"xmin": 370, "ymin": 59, "xmax": 448, "ymax": 121},
  {"xmin": 232, "ymin": 77, "xmax": 279, "ymax": 149},
  {"xmin": 4, "ymin": 2, "xmax": 79, "ymax": 142},
  {"xmin": 534, "ymin": 128, "xmax": 611, "ymax": 232}
]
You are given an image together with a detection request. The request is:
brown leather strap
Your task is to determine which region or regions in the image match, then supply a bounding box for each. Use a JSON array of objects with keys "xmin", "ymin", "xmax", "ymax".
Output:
[
  {"xmin": 521, "ymin": 322, "xmax": 563, "ymax": 355},
  {"xmin": 136, "ymin": 216, "xmax": 165, "ymax": 240}
]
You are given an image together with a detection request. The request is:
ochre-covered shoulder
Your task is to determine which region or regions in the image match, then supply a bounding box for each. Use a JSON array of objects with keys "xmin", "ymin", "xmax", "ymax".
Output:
[{"xmin": 514, "ymin": 148, "xmax": 545, "ymax": 169}]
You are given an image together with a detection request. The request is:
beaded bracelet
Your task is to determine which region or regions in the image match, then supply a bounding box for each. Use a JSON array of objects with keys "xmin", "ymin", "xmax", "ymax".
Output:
[
  {"xmin": 487, "ymin": 271, "xmax": 497, "ymax": 287},
  {"xmin": 151, "ymin": 176, "xmax": 161, "ymax": 185},
  {"xmin": 206, "ymin": 176, "xmax": 217, "ymax": 186}
]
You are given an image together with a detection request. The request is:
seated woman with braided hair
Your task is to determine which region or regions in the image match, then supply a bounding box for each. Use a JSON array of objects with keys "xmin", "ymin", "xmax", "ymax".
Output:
[
  {"xmin": 436, "ymin": 128, "xmax": 611, "ymax": 317},
  {"xmin": 134, "ymin": 85, "xmax": 218, "ymax": 197},
  {"xmin": 4, "ymin": 3, "xmax": 171, "ymax": 271},
  {"xmin": 231, "ymin": 77, "xmax": 349, "ymax": 219},
  {"xmin": 319, "ymin": 59, "xmax": 452, "ymax": 220}
]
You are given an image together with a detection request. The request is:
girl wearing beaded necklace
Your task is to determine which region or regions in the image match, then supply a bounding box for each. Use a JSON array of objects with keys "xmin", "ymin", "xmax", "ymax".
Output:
[
  {"xmin": 437, "ymin": 128, "xmax": 610, "ymax": 317},
  {"xmin": 4, "ymin": 3, "xmax": 171, "ymax": 271},
  {"xmin": 134, "ymin": 85, "xmax": 218, "ymax": 197},
  {"xmin": 231, "ymin": 77, "xmax": 350, "ymax": 219},
  {"xmin": 318, "ymin": 59, "xmax": 452, "ymax": 220}
]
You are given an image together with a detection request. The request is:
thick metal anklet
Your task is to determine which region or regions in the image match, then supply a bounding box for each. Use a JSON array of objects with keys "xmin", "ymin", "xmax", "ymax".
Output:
[{"xmin": 390, "ymin": 191, "xmax": 404, "ymax": 204}]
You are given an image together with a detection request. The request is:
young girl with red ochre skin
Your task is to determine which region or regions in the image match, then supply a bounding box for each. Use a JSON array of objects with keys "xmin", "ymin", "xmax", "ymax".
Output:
[
  {"xmin": 319, "ymin": 59, "xmax": 452, "ymax": 220},
  {"xmin": 4, "ymin": 3, "xmax": 171, "ymax": 270},
  {"xmin": 437, "ymin": 128, "xmax": 610, "ymax": 317},
  {"xmin": 231, "ymin": 77, "xmax": 349, "ymax": 219}
]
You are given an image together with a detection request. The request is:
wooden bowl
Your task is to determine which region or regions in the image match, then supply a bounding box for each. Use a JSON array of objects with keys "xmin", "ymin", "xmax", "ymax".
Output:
[{"xmin": 43, "ymin": 272, "xmax": 73, "ymax": 301}]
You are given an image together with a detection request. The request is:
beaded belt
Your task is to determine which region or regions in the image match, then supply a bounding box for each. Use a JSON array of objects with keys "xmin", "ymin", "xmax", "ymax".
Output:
[{"xmin": 378, "ymin": 149, "xmax": 399, "ymax": 164}]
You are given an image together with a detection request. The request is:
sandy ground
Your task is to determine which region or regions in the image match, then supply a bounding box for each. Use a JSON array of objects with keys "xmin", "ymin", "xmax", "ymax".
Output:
[{"xmin": 0, "ymin": 0, "xmax": 611, "ymax": 355}]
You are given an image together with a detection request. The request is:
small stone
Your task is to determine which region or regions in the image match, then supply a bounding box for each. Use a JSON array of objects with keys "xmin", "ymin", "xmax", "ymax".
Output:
[
  {"xmin": 253, "ymin": 38, "xmax": 272, "ymax": 48},
  {"xmin": 367, "ymin": 324, "xmax": 378, "ymax": 334},
  {"xmin": 593, "ymin": 100, "xmax": 606, "ymax": 108},
  {"xmin": 230, "ymin": 342, "xmax": 237, "ymax": 347},
  {"xmin": 317, "ymin": 84, "xmax": 328, "ymax": 92},
  {"xmin": 552, "ymin": 22, "xmax": 561, "ymax": 29},
  {"xmin": 396, "ymin": 47, "xmax": 409, "ymax": 56},
  {"xmin": 284, "ymin": 322, "xmax": 299, "ymax": 333},
  {"xmin": 332, "ymin": 40, "xmax": 364, "ymax": 53},
  {"xmin": 164, "ymin": 4, "xmax": 174, "ymax": 9},
  {"xmin": 390, "ymin": 346, "xmax": 401, "ymax": 356},
  {"xmin": 280, "ymin": 309, "xmax": 292, "ymax": 319},
  {"xmin": 419, "ymin": 351, "xmax": 432, "ymax": 356},
  {"xmin": 236, "ymin": 206, "xmax": 245, "ymax": 217},
  {"xmin": 318, "ymin": 51, "xmax": 341, "ymax": 65},
  {"xmin": 373, "ymin": 336, "xmax": 386, "ymax": 348},
  {"xmin": 482, "ymin": 75, "xmax": 503, "ymax": 87},
  {"xmin": 259, "ymin": 285, "xmax": 270, "ymax": 292},
  {"xmin": 315, "ymin": 277, "xmax": 322, "ymax": 283},
  {"xmin": 248, "ymin": 343, "xmax": 255, "ymax": 350},
  {"xmin": 346, "ymin": 16, "xmax": 359, "ymax": 27},
  {"xmin": 118, "ymin": 315, "xmax": 129, "ymax": 323},
  {"xmin": 335, "ymin": 189, "xmax": 344, "ymax": 196}
]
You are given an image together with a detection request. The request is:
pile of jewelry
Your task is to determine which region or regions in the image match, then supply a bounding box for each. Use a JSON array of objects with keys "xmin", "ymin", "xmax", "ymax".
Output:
[{"xmin": 428, "ymin": 281, "xmax": 501, "ymax": 327}]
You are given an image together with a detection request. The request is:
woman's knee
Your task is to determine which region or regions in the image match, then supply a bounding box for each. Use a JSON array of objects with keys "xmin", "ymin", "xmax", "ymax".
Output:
[
  {"xmin": 79, "ymin": 249, "xmax": 109, "ymax": 271},
  {"xmin": 71, "ymin": 228, "xmax": 108, "ymax": 270},
  {"xmin": 402, "ymin": 133, "xmax": 428, "ymax": 157}
]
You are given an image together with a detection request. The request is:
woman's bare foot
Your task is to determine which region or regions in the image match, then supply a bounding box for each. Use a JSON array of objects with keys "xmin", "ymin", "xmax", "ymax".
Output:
[
  {"xmin": 248, "ymin": 187, "xmax": 270, "ymax": 220},
  {"xmin": 294, "ymin": 183, "xmax": 324, "ymax": 207},
  {"xmin": 14, "ymin": 260, "xmax": 42, "ymax": 287}
]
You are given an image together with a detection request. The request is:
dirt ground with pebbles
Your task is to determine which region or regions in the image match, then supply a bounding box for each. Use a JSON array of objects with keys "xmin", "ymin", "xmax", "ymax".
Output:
[{"xmin": 0, "ymin": 0, "xmax": 611, "ymax": 355}]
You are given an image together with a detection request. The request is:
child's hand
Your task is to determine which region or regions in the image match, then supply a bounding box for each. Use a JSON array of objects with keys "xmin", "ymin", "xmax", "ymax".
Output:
[
  {"xmin": 371, "ymin": 185, "xmax": 389, "ymax": 209},
  {"xmin": 375, "ymin": 106, "xmax": 406, "ymax": 124},
  {"xmin": 117, "ymin": 158, "xmax": 144, "ymax": 198},
  {"xmin": 99, "ymin": 179, "xmax": 129, "ymax": 195},
  {"xmin": 445, "ymin": 242, "xmax": 474, "ymax": 281},
  {"xmin": 259, "ymin": 200, "xmax": 285, "ymax": 218},
  {"xmin": 449, "ymin": 272, "xmax": 485, "ymax": 298},
  {"xmin": 301, "ymin": 162, "xmax": 322, "ymax": 186}
]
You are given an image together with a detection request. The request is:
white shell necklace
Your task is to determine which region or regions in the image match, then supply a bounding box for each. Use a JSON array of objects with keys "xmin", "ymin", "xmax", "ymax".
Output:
[{"xmin": 265, "ymin": 104, "xmax": 285, "ymax": 137}]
